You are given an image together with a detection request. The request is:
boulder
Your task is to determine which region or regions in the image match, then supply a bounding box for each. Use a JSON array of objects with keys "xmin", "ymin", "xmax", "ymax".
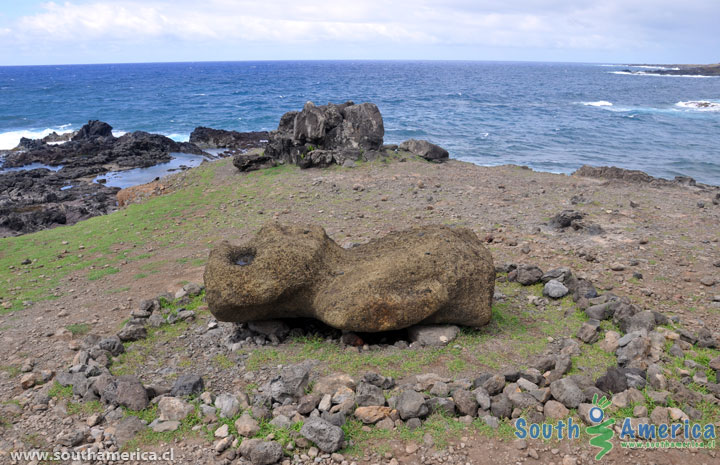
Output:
[
  {"xmin": 396, "ymin": 390, "xmax": 429, "ymax": 420},
  {"xmin": 112, "ymin": 416, "xmax": 146, "ymax": 447},
  {"xmin": 264, "ymin": 101, "xmax": 384, "ymax": 168},
  {"xmin": 355, "ymin": 382, "xmax": 385, "ymax": 407},
  {"xmin": 72, "ymin": 120, "xmax": 114, "ymax": 141},
  {"xmin": 452, "ymin": 389, "xmax": 478, "ymax": 417},
  {"xmin": 235, "ymin": 413, "xmax": 260, "ymax": 437},
  {"xmin": 313, "ymin": 374, "xmax": 356, "ymax": 395},
  {"xmin": 549, "ymin": 378, "xmax": 584, "ymax": 408},
  {"xmin": 427, "ymin": 397, "xmax": 456, "ymax": 416},
  {"xmin": 158, "ymin": 397, "xmax": 194, "ymax": 421},
  {"xmin": 543, "ymin": 280, "xmax": 569, "ymax": 299},
  {"xmin": 205, "ymin": 223, "xmax": 495, "ymax": 331},
  {"xmin": 268, "ymin": 362, "xmax": 311, "ymax": 403},
  {"xmin": 577, "ymin": 320, "xmax": 601, "ymax": 344},
  {"xmin": 398, "ymin": 139, "xmax": 449, "ymax": 161},
  {"xmin": 354, "ymin": 406, "xmax": 393, "ymax": 424},
  {"xmin": 170, "ymin": 374, "xmax": 204, "ymax": 397},
  {"xmin": 214, "ymin": 393, "xmax": 240, "ymax": 418},
  {"xmin": 101, "ymin": 376, "xmax": 149, "ymax": 411},
  {"xmin": 117, "ymin": 323, "xmax": 147, "ymax": 342},
  {"xmin": 543, "ymin": 400, "xmax": 569, "ymax": 420},
  {"xmin": 300, "ymin": 417, "xmax": 344, "ymax": 453},
  {"xmin": 233, "ymin": 153, "xmax": 276, "ymax": 172},
  {"xmin": 239, "ymin": 439, "xmax": 284, "ymax": 465},
  {"xmin": 514, "ymin": 265, "xmax": 543, "ymax": 286}
]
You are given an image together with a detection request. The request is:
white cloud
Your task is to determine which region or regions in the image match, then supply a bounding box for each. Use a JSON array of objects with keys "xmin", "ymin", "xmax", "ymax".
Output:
[
  {"xmin": 1, "ymin": 0, "xmax": 718, "ymax": 63},
  {"xmin": 1, "ymin": 1, "xmax": 640, "ymax": 48}
]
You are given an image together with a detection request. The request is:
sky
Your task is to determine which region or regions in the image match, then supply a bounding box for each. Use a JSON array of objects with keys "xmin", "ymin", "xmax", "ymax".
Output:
[{"xmin": 0, "ymin": 0, "xmax": 718, "ymax": 66}]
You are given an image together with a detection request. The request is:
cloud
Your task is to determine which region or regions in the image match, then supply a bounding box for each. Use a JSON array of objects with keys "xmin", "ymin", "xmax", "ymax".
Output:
[{"xmin": 1, "ymin": 0, "xmax": 718, "ymax": 63}]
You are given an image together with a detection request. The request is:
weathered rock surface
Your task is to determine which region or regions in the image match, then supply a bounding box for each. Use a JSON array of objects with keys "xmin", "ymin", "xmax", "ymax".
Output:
[
  {"xmin": 300, "ymin": 417, "xmax": 344, "ymax": 452},
  {"xmin": 205, "ymin": 222, "xmax": 495, "ymax": 331},
  {"xmin": 398, "ymin": 139, "xmax": 449, "ymax": 161},
  {"xmin": 189, "ymin": 127, "xmax": 269, "ymax": 150},
  {"xmin": 264, "ymin": 101, "xmax": 385, "ymax": 168}
]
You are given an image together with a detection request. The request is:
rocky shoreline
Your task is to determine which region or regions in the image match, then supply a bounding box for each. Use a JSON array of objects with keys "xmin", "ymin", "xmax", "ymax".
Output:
[
  {"xmin": 621, "ymin": 63, "xmax": 720, "ymax": 76},
  {"xmin": 0, "ymin": 121, "xmax": 269, "ymax": 237}
]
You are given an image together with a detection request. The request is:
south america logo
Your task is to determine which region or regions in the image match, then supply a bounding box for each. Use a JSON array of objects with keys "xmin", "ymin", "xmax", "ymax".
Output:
[{"xmin": 586, "ymin": 394, "xmax": 615, "ymax": 460}]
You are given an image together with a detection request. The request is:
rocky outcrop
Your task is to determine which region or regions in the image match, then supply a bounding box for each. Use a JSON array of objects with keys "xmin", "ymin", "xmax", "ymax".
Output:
[
  {"xmin": 399, "ymin": 139, "xmax": 449, "ymax": 162},
  {"xmin": 3, "ymin": 120, "xmax": 205, "ymax": 170},
  {"xmin": 0, "ymin": 168, "xmax": 120, "ymax": 236},
  {"xmin": 204, "ymin": 222, "xmax": 495, "ymax": 331},
  {"xmin": 264, "ymin": 101, "xmax": 385, "ymax": 168},
  {"xmin": 189, "ymin": 127, "xmax": 269, "ymax": 150},
  {"xmin": 72, "ymin": 120, "xmax": 113, "ymax": 141},
  {"xmin": 232, "ymin": 153, "xmax": 276, "ymax": 172},
  {"xmin": 573, "ymin": 165, "xmax": 705, "ymax": 188},
  {"xmin": 0, "ymin": 120, "xmax": 208, "ymax": 236}
]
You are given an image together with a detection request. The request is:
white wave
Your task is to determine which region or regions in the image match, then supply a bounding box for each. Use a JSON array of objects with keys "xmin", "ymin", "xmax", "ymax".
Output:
[
  {"xmin": 165, "ymin": 133, "xmax": 190, "ymax": 142},
  {"xmin": 112, "ymin": 130, "xmax": 127, "ymax": 137},
  {"xmin": 675, "ymin": 100, "xmax": 720, "ymax": 111},
  {"xmin": 581, "ymin": 101, "xmax": 613, "ymax": 107},
  {"xmin": 610, "ymin": 71, "xmax": 717, "ymax": 78},
  {"xmin": 629, "ymin": 65, "xmax": 681, "ymax": 70},
  {"xmin": 0, "ymin": 126, "xmax": 74, "ymax": 150}
]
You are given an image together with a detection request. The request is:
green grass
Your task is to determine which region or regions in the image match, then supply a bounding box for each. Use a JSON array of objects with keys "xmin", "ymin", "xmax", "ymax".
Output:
[
  {"xmin": 123, "ymin": 404, "xmax": 203, "ymax": 450},
  {"xmin": 107, "ymin": 286, "xmax": 131, "ymax": 294},
  {"xmin": 567, "ymin": 343, "xmax": 616, "ymax": 380},
  {"xmin": 0, "ymin": 364, "xmax": 21, "ymax": 378},
  {"xmin": 66, "ymin": 323, "xmax": 90, "ymax": 336},
  {"xmin": 0, "ymin": 160, "xmax": 300, "ymax": 314},
  {"xmin": 341, "ymin": 413, "xmax": 515, "ymax": 456},
  {"xmin": 123, "ymin": 404, "xmax": 159, "ymax": 424},
  {"xmin": 47, "ymin": 381, "xmax": 104, "ymax": 415},
  {"xmin": 241, "ymin": 281, "xmax": 590, "ymax": 377},
  {"xmin": 111, "ymin": 292, "xmax": 207, "ymax": 377},
  {"xmin": 87, "ymin": 266, "xmax": 120, "ymax": 281},
  {"xmin": 212, "ymin": 354, "xmax": 236, "ymax": 370},
  {"xmin": 48, "ymin": 381, "xmax": 73, "ymax": 399},
  {"xmin": 67, "ymin": 399, "xmax": 104, "ymax": 416}
]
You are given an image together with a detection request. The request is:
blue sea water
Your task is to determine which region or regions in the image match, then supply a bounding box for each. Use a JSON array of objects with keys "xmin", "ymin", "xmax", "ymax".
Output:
[{"xmin": 1, "ymin": 61, "xmax": 719, "ymax": 184}]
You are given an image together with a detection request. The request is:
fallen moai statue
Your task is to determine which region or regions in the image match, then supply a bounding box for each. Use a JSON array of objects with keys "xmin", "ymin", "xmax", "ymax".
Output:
[{"xmin": 204, "ymin": 222, "xmax": 495, "ymax": 332}]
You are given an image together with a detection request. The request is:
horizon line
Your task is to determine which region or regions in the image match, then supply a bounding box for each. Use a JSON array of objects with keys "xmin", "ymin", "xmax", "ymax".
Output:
[{"xmin": 0, "ymin": 58, "xmax": 683, "ymax": 68}]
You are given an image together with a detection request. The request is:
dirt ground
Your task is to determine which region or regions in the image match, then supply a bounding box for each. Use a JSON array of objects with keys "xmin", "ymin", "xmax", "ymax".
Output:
[{"xmin": 1, "ymin": 156, "xmax": 718, "ymax": 464}]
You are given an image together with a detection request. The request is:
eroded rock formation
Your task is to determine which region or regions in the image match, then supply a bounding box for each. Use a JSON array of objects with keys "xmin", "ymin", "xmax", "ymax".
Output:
[{"xmin": 264, "ymin": 101, "xmax": 385, "ymax": 168}]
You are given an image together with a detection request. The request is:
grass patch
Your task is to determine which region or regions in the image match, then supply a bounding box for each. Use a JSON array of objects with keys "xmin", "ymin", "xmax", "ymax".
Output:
[
  {"xmin": 111, "ymin": 292, "xmax": 207, "ymax": 377},
  {"xmin": 107, "ymin": 286, "xmax": 131, "ymax": 294},
  {"xmin": 0, "ymin": 364, "xmax": 21, "ymax": 378},
  {"xmin": 67, "ymin": 399, "xmax": 104, "ymax": 416},
  {"xmin": 87, "ymin": 266, "xmax": 120, "ymax": 281},
  {"xmin": 0, "ymin": 159, "xmax": 291, "ymax": 314},
  {"xmin": 123, "ymin": 405, "xmax": 203, "ymax": 450},
  {"xmin": 48, "ymin": 381, "xmax": 73, "ymax": 399},
  {"xmin": 342, "ymin": 413, "xmax": 515, "ymax": 456},
  {"xmin": 212, "ymin": 354, "xmax": 236, "ymax": 370},
  {"xmin": 66, "ymin": 323, "xmax": 90, "ymax": 336}
]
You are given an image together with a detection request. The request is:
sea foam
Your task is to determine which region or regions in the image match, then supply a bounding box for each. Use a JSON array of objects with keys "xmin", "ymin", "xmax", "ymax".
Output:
[
  {"xmin": 581, "ymin": 101, "xmax": 613, "ymax": 107},
  {"xmin": 610, "ymin": 71, "xmax": 717, "ymax": 78},
  {"xmin": 0, "ymin": 127, "xmax": 73, "ymax": 150}
]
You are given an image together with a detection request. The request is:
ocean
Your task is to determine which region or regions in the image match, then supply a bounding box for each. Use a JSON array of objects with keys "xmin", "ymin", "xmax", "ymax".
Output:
[{"xmin": 1, "ymin": 61, "xmax": 719, "ymax": 184}]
